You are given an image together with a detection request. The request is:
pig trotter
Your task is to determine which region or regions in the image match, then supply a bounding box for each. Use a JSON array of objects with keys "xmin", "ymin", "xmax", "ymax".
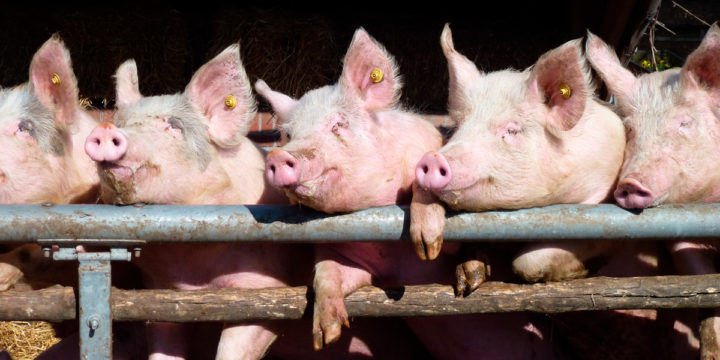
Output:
[
  {"xmin": 312, "ymin": 295, "xmax": 349, "ymax": 351},
  {"xmin": 410, "ymin": 184, "xmax": 446, "ymax": 261},
  {"xmin": 455, "ymin": 259, "xmax": 489, "ymax": 297},
  {"xmin": 0, "ymin": 263, "xmax": 22, "ymax": 292}
]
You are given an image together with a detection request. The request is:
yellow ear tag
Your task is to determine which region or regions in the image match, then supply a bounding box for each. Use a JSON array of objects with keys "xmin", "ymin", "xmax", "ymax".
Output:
[
  {"xmin": 559, "ymin": 84, "xmax": 571, "ymax": 99},
  {"xmin": 370, "ymin": 68, "xmax": 384, "ymax": 83},
  {"xmin": 224, "ymin": 94, "xmax": 237, "ymax": 109},
  {"xmin": 51, "ymin": 73, "xmax": 61, "ymax": 86}
]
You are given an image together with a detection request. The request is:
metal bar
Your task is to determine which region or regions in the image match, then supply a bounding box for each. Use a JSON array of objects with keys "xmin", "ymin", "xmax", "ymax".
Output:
[{"xmin": 0, "ymin": 203, "xmax": 719, "ymax": 243}]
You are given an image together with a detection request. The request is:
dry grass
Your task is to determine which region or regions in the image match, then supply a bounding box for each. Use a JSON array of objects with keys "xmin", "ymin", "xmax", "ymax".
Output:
[{"xmin": 0, "ymin": 321, "xmax": 60, "ymax": 360}]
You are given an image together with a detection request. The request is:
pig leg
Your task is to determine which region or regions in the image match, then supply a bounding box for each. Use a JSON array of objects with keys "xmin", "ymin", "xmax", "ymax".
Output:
[
  {"xmin": 215, "ymin": 323, "xmax": 277, "ymax": 360},
  {"xmin": 512, "ymin": 241, "xmax": 618, "ymax": 282},
  {"xmin": 148, "ymin": 322, "xmax": 190, "ymax": 360},
  {"xmin": 410, "ymin": 184, "xmax": 446, "ymax": 261},
  {"xmin": 669, "ymin": 240, "xmax": 720, "ymax": 360},
  {"xmin": 0, "ymin": 246, "xmax": 29, "ymax": 291},
  {"xmin": 313, "ymin": 252, "xmax": 372, "ymax": 350}
]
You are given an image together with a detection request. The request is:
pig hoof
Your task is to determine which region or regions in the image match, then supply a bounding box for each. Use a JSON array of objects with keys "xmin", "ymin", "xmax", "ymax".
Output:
[
  {"xmin": 0, "ymin": 265, "xmax": 23, "ymax": 291},
  {"xmin": 313, "ymin": 297, "xmax": 349, "ymax": 350},
  {"xmin": 454, "ymin": 259, "xmax": 489, "ymax": 297}
]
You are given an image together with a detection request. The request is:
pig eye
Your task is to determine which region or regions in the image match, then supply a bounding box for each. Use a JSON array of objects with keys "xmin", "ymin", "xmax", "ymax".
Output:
[
  {"xmin": 504, "ymin": 123, "xmax": 522, "ymax": 136},
  {"xmin": 167, "ymin": 117, "xmax": 183, "ymax": 132},
  {"xmin": 17, "ymin": 119, "xmax": 33, "ymax": 134},
  {"xmin": 331, "ymin": 117, "xmax": 349, "ymax": 136}
]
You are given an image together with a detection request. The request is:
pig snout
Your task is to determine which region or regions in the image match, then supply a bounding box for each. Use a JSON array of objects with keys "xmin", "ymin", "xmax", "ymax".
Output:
[
  {"xmin": 415, "ymin": 152, "xmax": 452, "ymax": 190},
  {"xmin": 266, "ymin": 149, "xmax": 300, "ymax": 187},
  {"xmin": 614, "ymin": 178, "xmax": 654, "ymax": 209},
  {"xmin": 85, "ymin": 122, "xmax": 128, "ymax": 162}
]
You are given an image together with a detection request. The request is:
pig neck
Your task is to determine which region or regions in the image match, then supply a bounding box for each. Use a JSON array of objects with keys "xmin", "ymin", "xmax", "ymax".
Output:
[
  {"xmin": 58, "ymin": 111, "xmax": 102, "ymax": 204},
  {"xmin": 542, "ymin": 100, "xmax": 626, "ymax": 205},
  {"xmin": 190, "ymin": 137, "xmax": 286, "ymax": 205}
]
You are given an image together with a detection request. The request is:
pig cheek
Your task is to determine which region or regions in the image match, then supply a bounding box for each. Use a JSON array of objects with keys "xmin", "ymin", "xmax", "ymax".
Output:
[{"xmin": 1, "ymin": 145, "xmax": 63, "ymax": 203}]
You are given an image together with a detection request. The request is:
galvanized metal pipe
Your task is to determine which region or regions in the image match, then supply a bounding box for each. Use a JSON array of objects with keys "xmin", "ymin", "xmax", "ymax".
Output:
[{"xmin": 0, "ymin": 203, "xmax": 718, "ymax": 243}]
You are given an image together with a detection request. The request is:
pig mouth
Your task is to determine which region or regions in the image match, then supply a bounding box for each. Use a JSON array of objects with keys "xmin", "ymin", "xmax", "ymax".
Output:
[
  {"xmin": 99, "ymin": 161, "xmax": 161, "ymax": 190},
  {"xmin": 433, "ymin": 179, "xmax": 490, "ymax": 208},
  {"xmin": 284, "ymin": 168, "xmax": 339, "ymax": 201}
]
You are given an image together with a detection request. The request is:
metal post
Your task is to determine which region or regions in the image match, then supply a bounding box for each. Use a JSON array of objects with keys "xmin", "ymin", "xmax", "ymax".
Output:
[
  {"xmin": 53, "ymin": 247, "xmax": 132, "ymax": 360},
  {"xmin": 78, "ymin": 255, "xmax": 111, "ymax": 360}
]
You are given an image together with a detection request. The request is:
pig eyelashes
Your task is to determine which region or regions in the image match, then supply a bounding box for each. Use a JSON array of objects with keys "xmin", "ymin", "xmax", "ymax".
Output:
[
  {"xmin": 167, "ymin": 117, "xmax": 184, "ymax": 133},
  {"xmin": 501, "ymin": 122, "xmax": 523, "ymax": 143},
  {"xmin": 16, "ymin": 119, "xmax": 34, "ymax": 135},
  {"xmin": 331, "ymin": 117, "xmax": 349, "ymax": 137}
]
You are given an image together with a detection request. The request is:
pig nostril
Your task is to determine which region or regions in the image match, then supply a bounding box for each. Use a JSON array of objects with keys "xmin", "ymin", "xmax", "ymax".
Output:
[
  {"xmin": 422, "ymin": 165, "xmax": 429, "ymax": 174},
  {"xmin": 620, "ymin": 190, "xmax": 629, "ymax": 198},
  {"xmin": 270, "ymin": 165, "xmax": 276, "ymax": 172},
  {"xmin": 94, "ymin": 138, "xmax": 100, "ymax": 146},
  {"xmin": 439, "ymin": 168, "xmax": 447, "ymax": 176},
  {"xmin": 112, "ymin": 138, "xmax": 120, "ymax": 146},
  {"xmin": 637, "ymin": 189, "xmax": 650, "ymax": 197},
  {"xmin": 286, "ymin": 161, "xmax": 294, "ymax": 168}
]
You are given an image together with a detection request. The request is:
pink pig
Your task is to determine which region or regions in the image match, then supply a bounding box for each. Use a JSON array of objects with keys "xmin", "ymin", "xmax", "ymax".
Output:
[
  {"xmin": 256, "ymin": 27, "xmax": 560, "ymax": 359},
  {"xmin": 411, "ymin": 24, "xmax": 626, "ymax": 290},
  {"xmin": 84, "ymin": 44, "xmax": 298, "ymax": 360},
  {"xmin": 0, "ymin": 36, "xmax": 100, "ymax": 291},
  {"xmin": 586, "ymin": 24, "xmax": 720, "ymax": 358}
]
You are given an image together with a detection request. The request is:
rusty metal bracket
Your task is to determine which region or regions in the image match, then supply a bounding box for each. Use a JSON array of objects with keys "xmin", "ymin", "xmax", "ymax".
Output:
[{"xmin": 52, "ymin": 246, "xmax": 132, "ymax": 360}]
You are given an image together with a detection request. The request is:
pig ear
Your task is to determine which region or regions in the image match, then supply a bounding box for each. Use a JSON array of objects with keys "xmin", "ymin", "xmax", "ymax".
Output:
[
  {"xmin": 29, "ymin": 34, "xmax": 80, "ymax": 126},
  {"xmin": 528, "ymin": 38, "xmax": 591, "ymax": 131},
  {"xmin": 339, "ymin": 28, "xmax": 401, "ymax": 111},
  {"xmin": 254, "ymin": 80, "xmax": 298, "ymax": 122},
  {"xmin": 441, "ymin": 23, "xmax": 483, "ymax": 124},
  {"xmin": 585, "ymin": 31, "xmax": 637, "ymax": 113},
  {"xmin": 115, "ymin": 59, "xmax": 143, "ymax": 107},
  {"xmin": 681, "ymin": 23, "xmax": 720, "ymax": 105},
  {"xmin": 185, "ymin": 43, "xmax": 256, "ymax": 148}
]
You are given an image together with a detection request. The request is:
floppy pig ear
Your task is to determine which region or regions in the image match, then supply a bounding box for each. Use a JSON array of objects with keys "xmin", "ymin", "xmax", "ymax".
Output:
[
  {"xmin": 681, "ymin": 23, "xmax": 720, "ymax": 106},
  {"xmin": 528, "ymin": 38, "xmax": 591, "ymax": 132},
  {"xmin": 185, "ymin": 43, "xmax": 256, "ymax": 148},
  {"xmin": 340, "ymin": 28, "xmax": 401, "ymax": 111},
  {"xmin": 115, "ymin": 59, "xmax": 143, "ymax": 107},
  {"xmin": 254, "ymin": 80, "xmax": 298, "ymax": 122},
  {"xmin": 29, "ymin": 34, "xmax": 80, "ymax": 126},
  {"xmin": 585, "ymin": 31, "xmax": 637, "ymax": 113},
  {"xmin": 441, "ymin": 24, "xmax": 483, "ymax": 125}
]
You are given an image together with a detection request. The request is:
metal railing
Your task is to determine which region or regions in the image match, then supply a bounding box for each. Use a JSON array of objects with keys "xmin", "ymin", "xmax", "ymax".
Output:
[{"xmin": 1, "ymin": 203, "xmax": 719, "ymax": 359}]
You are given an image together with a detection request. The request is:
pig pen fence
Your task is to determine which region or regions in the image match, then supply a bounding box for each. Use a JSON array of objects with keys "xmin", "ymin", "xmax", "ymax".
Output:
[{"xmin": 0, "ymin": 203, "xmax": 719, "ymax": 359}]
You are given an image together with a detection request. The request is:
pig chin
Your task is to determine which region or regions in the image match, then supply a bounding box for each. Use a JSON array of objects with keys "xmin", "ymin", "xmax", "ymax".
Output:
[
  {"xmin": 99, "ymin": 162, "xmax": 160, "ymax": 204},
  {"xmin": 434, "ymin": 176, "xmax": 490, "ymax": 210}
]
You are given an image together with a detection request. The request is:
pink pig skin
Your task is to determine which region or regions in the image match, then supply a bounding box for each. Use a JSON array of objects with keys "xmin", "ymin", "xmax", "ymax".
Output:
[
  {"xmin": 257, "ymin": 27, "xmax": 562, "ymax": 359},
  {"xmin": 586, "ymin": 24, "xmax": 720, "ymax": 359}
]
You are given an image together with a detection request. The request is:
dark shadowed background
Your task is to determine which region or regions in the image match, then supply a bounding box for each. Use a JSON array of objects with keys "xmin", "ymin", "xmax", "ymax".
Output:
[{"xmin": 0, "ymin": 1, "xmax": 716, "ymax": 114}]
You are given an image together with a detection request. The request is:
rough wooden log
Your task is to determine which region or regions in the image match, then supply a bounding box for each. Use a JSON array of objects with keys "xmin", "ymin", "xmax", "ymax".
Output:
[
  {"xmin": 1, "ymin": 275, "xmax": 719, "ymax": 322},
  {"xmin": 111, "ymin": 274, "xmax": 720, "ymax": 321},
  {"xmin": 0, "ymin": 285, "xmax": 75, "ymax": 321}
]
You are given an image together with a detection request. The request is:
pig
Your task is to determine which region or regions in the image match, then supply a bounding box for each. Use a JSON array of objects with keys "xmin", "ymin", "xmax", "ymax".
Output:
[
  {"xmin": 84, "ymin": 42, "xmax": 425, "ymax": 360},
  {"xmin": 411, "ymin": 24, "xmax": 626, "ymax": 291},
  {"xmin": 411, "ymin": 24, "xmax": 701, "ymax": 359},
  {"xmin": 256, "ymin": 27, "xmax": 562, "ymax": 359},
  {"xmin": 0, "ymin": 35, "xmax": 102, "ymax": 291},
  {"xmin": 585, "ymin": 24, "xmax": 720, "ymax": 359}
]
